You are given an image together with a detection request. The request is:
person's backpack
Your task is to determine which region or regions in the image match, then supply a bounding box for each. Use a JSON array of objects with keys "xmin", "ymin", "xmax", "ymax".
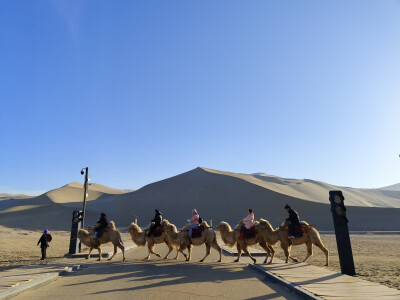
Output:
[
  {"xmin": 46, "ymin": 234, "xmax": 52, "ymax": 242},
  {"xmin": 198, "ymin": 217, "xmax": 203, "ymax": 224}
]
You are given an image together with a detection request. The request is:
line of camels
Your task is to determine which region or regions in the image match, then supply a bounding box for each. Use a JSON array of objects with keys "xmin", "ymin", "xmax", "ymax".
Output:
[{"xmin": 78, "ymin": 218, "xmax": 329, "ymax": 266}]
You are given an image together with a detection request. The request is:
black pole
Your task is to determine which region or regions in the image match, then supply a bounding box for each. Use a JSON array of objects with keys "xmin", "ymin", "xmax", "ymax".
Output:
[
  {"xmin": 82, "ymin": 167, "xmax": 89, "ymax": 229},
  {"xmin": 329, "ymin": 190, "xmax": 356, "ymax": 276}
]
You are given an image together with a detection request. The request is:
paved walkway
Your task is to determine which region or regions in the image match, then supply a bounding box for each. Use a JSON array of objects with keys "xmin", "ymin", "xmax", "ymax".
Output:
[
  {"xmin": 218, "ymin": 240, "xmax": 400, "ymax": 300},
  {"xmin": 0, "ymin": 241, "xmax": 134, "ymax": 297},
  {"xmin": 9, "ymin": 243, "xmax": 300, "ymax": 300}
]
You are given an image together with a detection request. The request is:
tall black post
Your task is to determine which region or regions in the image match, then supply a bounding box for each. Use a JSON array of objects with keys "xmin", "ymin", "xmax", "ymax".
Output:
[
  {"xmin": 69, "ymin": 210, "xmax": 83, "ymax": 254},
  {"xmin": 81, "ymin": 167, "xmax": 89, "ymax": 230},
  {"xmin": 329, "ymin": 190, "xmax": 356, "ymax": 276}
]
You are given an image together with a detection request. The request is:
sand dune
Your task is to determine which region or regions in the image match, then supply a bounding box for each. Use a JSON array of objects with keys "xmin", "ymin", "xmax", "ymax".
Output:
[
  {"xmin": 0, "ymin": 167, "xmax": 399, "ymax": 231},
  {"xmin": 380, "ymin": 183, "xmax": 400, "ymax": 191}
]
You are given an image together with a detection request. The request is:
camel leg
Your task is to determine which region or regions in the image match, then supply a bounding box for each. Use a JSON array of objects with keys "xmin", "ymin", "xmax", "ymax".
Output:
[
  {"xmin": 234, "ymin": 243, "xmax": 242, "ymax": 262},
  {"xmin": 199, "ymin": 244, "xmax": 211, "ymax": 263},
  {"xmin": 87, "ymin": 247, "xmax": 93, "ymax": 260},
  {"xmin": 259, "ymin": 241, "xmax": 275, "ymax": 264},
  {"xmin": 146, "ymin": 242, "xmax": 161, "ymax": 259},
  {"xmin": 212, "ymin": 240, "xmax": 222, "ymax": 262},
  {"xmin": 110, "ymin": 241, "xmax": 125, "ymax": 261},
  {"xmin": 314, "ymin": 242, "xmax": 329, "ymax": 266},
  {"xmin": 302, "ymin": 242, "xmax": 313, "ymax": 263},
  {"xmin": 266, "ymin": 245, "xmax": 276, "ymax": 264},
  {"xmin": 97, "ymin": 247, "xmax": 102, "ymax": 261},
  {"xmin": 119, "ymin": 242, "xmax": 125, "ymax": 261},
  {"xmin": 164, "ymin": 242, "xmax": 173, "ymax": 259},
  {"xmin": 243, "ymin": 245, "xmax": 256, "ymax": 264},
  {"xmin": 178, "ymin": 247, "xmax": 187, "ymax": 260},
  {"xmin": 281, "ymin": 243, "xmax": 290, "ymax": 263},
  {"xmin": 186, "ymin": 244, "xmax": 193, "ymax": 261},
  {"xmin": 107, "ymin": 244, "xmax": 118, "ymax": 261}
]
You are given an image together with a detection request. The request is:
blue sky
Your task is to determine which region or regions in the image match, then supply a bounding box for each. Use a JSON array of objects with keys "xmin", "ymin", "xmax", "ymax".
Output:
[{"xmin": 1, "ymin": 1, "xmax": 400, "ymax": 195}]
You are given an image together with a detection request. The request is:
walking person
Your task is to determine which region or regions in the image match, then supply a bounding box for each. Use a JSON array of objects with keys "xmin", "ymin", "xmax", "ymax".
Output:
[{"xmin": 37, "ymin": 229, "xmax": 52, "ymax": 260}]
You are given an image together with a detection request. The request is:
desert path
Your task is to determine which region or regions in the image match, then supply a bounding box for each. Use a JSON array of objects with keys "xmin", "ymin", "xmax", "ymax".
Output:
[{"xmin": 11, "ymin": 244, "xmax": 301, "ymax": 300}]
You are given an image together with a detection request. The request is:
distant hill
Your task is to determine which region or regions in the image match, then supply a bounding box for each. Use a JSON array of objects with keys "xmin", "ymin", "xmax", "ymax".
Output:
[
  {"xmin": 0, "ymin": 167, "xmax": 399, "ymax": 231},
  {"xmin": 379, "ymin": 183, "xmax": 400, "ymax": 191}
]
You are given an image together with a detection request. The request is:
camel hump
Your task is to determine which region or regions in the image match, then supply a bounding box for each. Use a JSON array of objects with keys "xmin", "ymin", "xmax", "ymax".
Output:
[
  {"xmin": 108, "ymin": 221, "xmax": 116, "ymax": 230},
  {"xmin": 181, "ymin": 224, "xmax": 190, "ymax": 232},
  {"xmin": 234, "ymin": 220, "xmax": 244, "ymax": 231},
  {"xmin": 200, "ymin": 220, "xmax": 211, "ymax": 228}
]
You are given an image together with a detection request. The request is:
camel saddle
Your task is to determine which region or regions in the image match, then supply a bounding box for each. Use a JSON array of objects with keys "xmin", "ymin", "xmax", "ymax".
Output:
[
  {"xmin": 153, "ymin": 225, "xmax": 164, "ymax": 237},
  {"xmin": 95, "ymin": 223, "xmax": 112, "ymax": 238},
  {"xmin": 244, "ymin": 226, "xmax": 258, "ymax": 239},
  {"xmin": 284, "ymin": 223, "xmax": 315, "ymax": 238},
  {"xmin": 191, "ymin": 225, "xmax": 205, "ymax": 238}
]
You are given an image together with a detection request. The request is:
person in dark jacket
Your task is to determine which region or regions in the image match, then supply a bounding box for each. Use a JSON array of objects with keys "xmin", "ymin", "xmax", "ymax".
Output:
[
  {"xmin": 285, "ymin": 204, "xmax": 301, "ymax": 239},
  {"xmin": 92, "ymin": 212, "xmax": 109, "ymax": 238},
  {"xmin": 37, "ymin": 229, "xmax": 52, "ymax": 260},
  {"xmin": 147, "ymin": 209, "xmax": 162, "ymax": 237}
]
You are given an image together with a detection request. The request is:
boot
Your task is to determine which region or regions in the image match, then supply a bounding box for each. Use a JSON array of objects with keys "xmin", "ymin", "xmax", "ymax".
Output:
[{"xmin": 239, "ymin": 232, "xmax": 244, "ymax": 240}]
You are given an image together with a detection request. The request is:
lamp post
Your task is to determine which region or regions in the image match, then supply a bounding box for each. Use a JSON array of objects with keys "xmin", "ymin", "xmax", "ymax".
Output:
[{"xmin": 81, "ymin": 167, "xmax": 89, "ymax": 229}]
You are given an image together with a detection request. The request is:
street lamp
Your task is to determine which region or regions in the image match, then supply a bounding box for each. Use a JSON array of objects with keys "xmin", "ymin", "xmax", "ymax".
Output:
[{"xmin": 81, "ymin": 167, "xmax": 89, "ymax": 229}]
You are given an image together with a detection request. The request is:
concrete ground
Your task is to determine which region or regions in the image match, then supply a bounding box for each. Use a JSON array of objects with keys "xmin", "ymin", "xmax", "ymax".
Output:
[{"xmin": 10, "ymin": 244, "xmax": 301, "ymax": 300}]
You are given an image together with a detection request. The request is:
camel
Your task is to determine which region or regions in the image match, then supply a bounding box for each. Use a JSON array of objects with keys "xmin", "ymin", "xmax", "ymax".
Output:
[
  {"xmin": 77, "ymin": 221, "xmax": 125, "ymax": 261},
  {"xmin": 127, "ymin": 220, "xmax": 181, "ymax": 260},
  {"xmin": 216, "ymin": 221, "xmax": 275, "ymax": 264},
  {"xmin": 258, "ymin": 218, "xmax": 329, "ymax": 266},
  {"xmin": 164, "ymin": 221, "xmax": 222, "ymax": 262}
]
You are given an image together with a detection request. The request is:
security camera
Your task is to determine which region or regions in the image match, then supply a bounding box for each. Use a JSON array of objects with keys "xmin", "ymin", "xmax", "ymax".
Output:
[{"xmin": 81, "ymin": 169, "xmax": 85, "ymax": 175}]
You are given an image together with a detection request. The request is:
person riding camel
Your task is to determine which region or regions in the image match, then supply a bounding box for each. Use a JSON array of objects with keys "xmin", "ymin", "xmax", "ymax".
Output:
[
  {"xmin": 187, "ymin": 209, "xmax": 200, "ymax": 237},
  {"xmin": 285, "ymin": 204, "xmax": 301, "ymax": 239},
  {"xmin": 92, "ymin": 212, "xmax": 109, "ymax": 238},
  {"xmin": 240, "ymin": 209, "xmax": 254, "ymax": 240},
  {"xmin": 147, "ymin": 209, "xmax": 163, "ymax": 237}
]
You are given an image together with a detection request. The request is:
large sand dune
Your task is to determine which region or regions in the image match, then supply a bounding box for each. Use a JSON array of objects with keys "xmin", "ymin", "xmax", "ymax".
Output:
[{"xmin": 1, "ymin": 167, "xmax": 399, "ymax": 231}]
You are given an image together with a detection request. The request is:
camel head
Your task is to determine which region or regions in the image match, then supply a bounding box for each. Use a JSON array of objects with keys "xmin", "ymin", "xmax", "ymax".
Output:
[
  {"xmin": 78, "ymin": 229, "xmax": 89, "ymax": 239},
  {"xmin": 164, "ymin": 223, "xmax": 178, "ymax": 234},
  {"xmin": 127, "ymin": 222, "xmax": 142, "ymax": 235},
  {"xmin": 259, "ymin": 218, "xmax": 273, "ymax": 231},
  {"xmin": 216, "ymin": 221, "xmax": 232, "ymax": 232}
]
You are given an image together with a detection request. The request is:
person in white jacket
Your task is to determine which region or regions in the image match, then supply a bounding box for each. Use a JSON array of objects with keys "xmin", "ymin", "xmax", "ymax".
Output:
[{"xmin": 240, "ymin": 209, "xmax": 254, "ymax": 240}]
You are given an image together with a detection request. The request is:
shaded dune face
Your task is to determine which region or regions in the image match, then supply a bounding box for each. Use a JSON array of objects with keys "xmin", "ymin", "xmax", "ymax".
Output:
[{"xmin": 1, "ymin": 167, "xmax": 400, "ymax": 231}]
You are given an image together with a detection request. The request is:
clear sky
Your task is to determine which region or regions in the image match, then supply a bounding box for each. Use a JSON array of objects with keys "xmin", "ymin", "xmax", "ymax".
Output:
[{"xmin": 1, "ymin": 1, "xmax": 400, "ymax": 195}]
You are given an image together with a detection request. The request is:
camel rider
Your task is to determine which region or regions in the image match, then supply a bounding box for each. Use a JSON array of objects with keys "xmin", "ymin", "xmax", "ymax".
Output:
[
  {"xmin": 92, "ymin": 212, "xmax": 109, "ymax": 238},
  {"xmin": 285, "ymin": 204, "xmax": 301, "ymax": 239},
  {"xmin": 147, "ymin": 209, "xmax": 163, "ymax": 237},
  {"xmin": 187, "ymin": 209, "xmax": 200, "ymax": 237},
  {"xmin": 240, "ymin": 209, "xmax": 254, "ymax": 240}
]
